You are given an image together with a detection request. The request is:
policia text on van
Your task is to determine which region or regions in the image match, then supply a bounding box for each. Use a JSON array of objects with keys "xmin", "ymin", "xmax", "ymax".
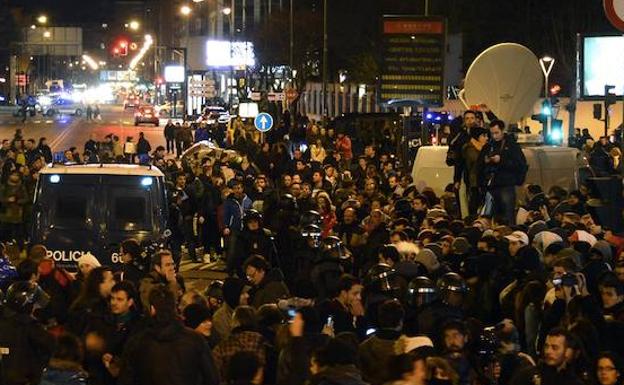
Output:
[{"xmin": 31, "ymin": 164, "xmax": 169, "ymax": 271}]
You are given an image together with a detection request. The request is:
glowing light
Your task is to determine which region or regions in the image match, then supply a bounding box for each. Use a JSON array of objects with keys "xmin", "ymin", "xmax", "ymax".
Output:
[
  {"xmin": 129, "ymin": 20, "xmax": 140, "ymax": 30},
  {"xmin": 82, "ymin": 54, "xmax": 99, "ymax": 70},
  {"xmin": 222, "ymin": 7, "xmax": 232, "ymax": 15},
  {"xmin": 180, "ymin": 5, "xmax": 192, "ymax": 15},
  {"xmin": 37, "ymin": 15, "xmax": 48, "ymax": 24},
  {"xmin": 141, "ymin": 177, "xmax": 153, "ymax": 186},
  {"xmin": 43, "ymin": 30, "xmax": 51, "ymax": 38},
  {"xmin": 129, "ymin": 34, "xmax": 153, "ymax": 70},
  {"xmin": 50, "ymin": 174, "xmax": 60, "ymax": 183}
]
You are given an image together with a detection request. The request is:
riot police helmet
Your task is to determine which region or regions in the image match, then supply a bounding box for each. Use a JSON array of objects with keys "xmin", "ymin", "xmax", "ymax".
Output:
[
  {"xmin": 243, "ymin": 209, "xmax": 263, "ymax": 227},
  {"xmin": 4, "ymin": 281, "xmax": 47, "ymax": 314},
  {"xmin": 364, "ymin": 263, "xmax": 399, "ymax": 293},
  {"xmin": 407, "ymin": 276, "xmax": 439, "ymax": 308},
  {"xmin": 437, "ymin": 272, "xmax": 468, "ymax": 305},
  {"xmin": 300, "ymin": 210, "xmax": 322, "ymax": 227},
  {"xmin": 320, "ymin": 236, "xmax": 349, "ymax": 259},
  {"xmin": 279, "ymin": 193, "xmax": 298, "ymax": 211}
]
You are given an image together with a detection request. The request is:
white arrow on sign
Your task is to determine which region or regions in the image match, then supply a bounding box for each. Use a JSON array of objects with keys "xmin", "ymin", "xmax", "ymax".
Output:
[{"xmin": 259, "ymin": 115, "xmax": 268, "ymax": 129}]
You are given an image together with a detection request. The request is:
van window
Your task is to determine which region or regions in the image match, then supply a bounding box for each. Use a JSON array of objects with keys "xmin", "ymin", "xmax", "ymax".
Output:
[
  {"xmin": 109, "ymin": 189, "xmax": 151, "ymax": 231},
  {"xmin": 114, "ymin": 197, "xmax": 146, "ymax": 223},
  {"xmin": 54, "ymin": 195, "xmax": 87, "ymax": 224}
]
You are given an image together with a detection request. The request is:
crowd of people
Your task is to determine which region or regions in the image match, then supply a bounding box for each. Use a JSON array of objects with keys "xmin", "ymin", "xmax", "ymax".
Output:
[{"xmin": 0, "ymin": 109, "xmax": 623, "ymax": 385}]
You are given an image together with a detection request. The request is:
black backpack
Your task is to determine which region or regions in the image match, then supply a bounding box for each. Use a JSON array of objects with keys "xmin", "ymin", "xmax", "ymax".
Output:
[
  {"xmin": 446, "ymin": 129, "xmax": 468, "ymax": 166},
  {"xmin": 514, "ymin": 147, "xmax": 529, "ymax": 186}
]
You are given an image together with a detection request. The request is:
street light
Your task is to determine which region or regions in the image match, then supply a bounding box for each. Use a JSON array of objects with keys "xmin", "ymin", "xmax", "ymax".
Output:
[
  {"xmin": 37, "ymin": 15, "xmax": 47, "ymax": 24},
  {"xmin": 539, "ymin": 55, "xmax": 555, "ymax": 142},
  {"xmin": 180, "ymin": 5, "xmax": 192, "ymax": 16},
  {"xmin": 43, "ymin": 30, "xmax": 51, "ymax": 38},
  {"xmin": 129, "ymin": 20, "xmax": 140, "ymax": 30},
  {"xmin": 222, "ymin": 7, "xmax": 232, "ymax": 15},
  {"xmin": 539, "ymin": 56, "xmax": 555, "ymax": 98}
]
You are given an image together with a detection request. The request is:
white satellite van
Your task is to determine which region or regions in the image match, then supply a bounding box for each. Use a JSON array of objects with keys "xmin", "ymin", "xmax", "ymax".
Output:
[{"xmin": 411, "ymin": 145, "xmax": 586, "ymax": 197}]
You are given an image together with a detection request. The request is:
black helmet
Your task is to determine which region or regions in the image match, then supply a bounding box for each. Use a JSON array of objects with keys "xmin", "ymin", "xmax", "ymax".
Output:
[
  {"xmin": 302, "ymin": 224, "xmax": 322, "ymax": 248},
  {"xmin": 407, "ymin": 276, "xmax": 439, "ymax": 308},
  {"xmin": 320, "ymin": 236, "xmax": 350, "ymax": 259},
  {"xmin": 205, "ymin": 280, "xmax": 224, "ymax": 301},
  {"xmin": 364, "ymin": 263, "xmax": 399, "ymax": 293},
  {"xmin": 5, "ymin": 281, "xmax": 49, "ymax": 313},
  {"xmin": 300, "ymin": 210, "xmax": 322, "ymax": 227},
  {"xmin": 437, "ymin": 272, "xmax": 468, "ymax": 303},
  {"xmin": 279, "ymin": 194, "xmax": 298, "ymax": 211},
  {"xmin": 243, "ymin": 209, "xmax": 263, "ymax": 226}
]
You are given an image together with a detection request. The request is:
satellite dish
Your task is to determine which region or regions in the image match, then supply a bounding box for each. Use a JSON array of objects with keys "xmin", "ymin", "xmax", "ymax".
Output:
[{"xmin": 461, "ymin": 43, "xmax": 542, "ymax": 124}]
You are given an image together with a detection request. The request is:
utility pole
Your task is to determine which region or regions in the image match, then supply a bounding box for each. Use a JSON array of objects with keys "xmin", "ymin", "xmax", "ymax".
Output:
[
  {"xmin": 289, "ymin": 0, "xmax": 294, "ymax": 82},
  {"xmin": 424, "ymin": 0, "xmax": 429, "ymax": 16},
  {"xmin": 322, "ymin": 0, "xmax": 328, "ymax": 117}
]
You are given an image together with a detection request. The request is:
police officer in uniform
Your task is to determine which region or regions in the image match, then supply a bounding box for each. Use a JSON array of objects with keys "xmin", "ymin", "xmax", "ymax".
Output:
[
  {"xmin": 229, "ymin": 209, "xmax": 275, "ymax": 277},
  {"xmin": 0, "ymin": 281, "xmax": 55, "ymax": 385}
]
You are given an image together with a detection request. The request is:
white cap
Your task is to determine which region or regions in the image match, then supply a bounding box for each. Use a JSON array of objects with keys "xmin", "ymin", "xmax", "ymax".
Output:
[{"xmin": 77, "ymin": 252, "xmax": 101, "ymax": 269}]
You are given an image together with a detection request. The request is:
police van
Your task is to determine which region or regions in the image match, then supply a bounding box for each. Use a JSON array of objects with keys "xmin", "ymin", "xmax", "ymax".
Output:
[{"xmin": 31, "ymin": 164, "xmax": 169, "ymax": 271}]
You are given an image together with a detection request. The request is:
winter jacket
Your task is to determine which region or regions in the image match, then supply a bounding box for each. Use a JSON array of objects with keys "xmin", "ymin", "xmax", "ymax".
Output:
[
  {"xmin": 212, "ymin": 327, "xmax": 266, "ymax": 379},
  {"xmin": 248, "ymin": 269, "xmax": 290, "ymax": 308},
  {"xmin": 137, "ymin": 138, "xmax": 152, "ymax": 155},
  {"xmin": 0, "ymin": 309, "xmax": 55, "ymax": 385},
  {"xmin": 223, "ymin": 194, "xmax": 253, "ymax": 232},
  {"xmin": 0, "ymin": 256, "xmax": 18, "ymax": 289},
  {"xmin": 0, "ymin": 180, "xmax": 28, "ymax": 224},
  {"xmin": 358, "ymin": 329, "xmax": 402, "ymax": 385},
  {"xmin": 481, "ymin": 134, "xmax": 526, "ymax": 188},
  {"xmin": 118, "ymin": 319, "xmax": 220, "ymax": 385},
  {"xmin": 39, "ymin": 359, "xmax": 88, "ymax": 385}
]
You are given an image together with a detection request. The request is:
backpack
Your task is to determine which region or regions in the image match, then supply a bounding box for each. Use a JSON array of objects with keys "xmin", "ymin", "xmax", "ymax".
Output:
[
  {"xmin": 446, "ymin": 129, "xmax": 468, "ymax": 166},
  {"xmin": 514, "ymin": 148, "xmax": 529, "ymax": 186}
]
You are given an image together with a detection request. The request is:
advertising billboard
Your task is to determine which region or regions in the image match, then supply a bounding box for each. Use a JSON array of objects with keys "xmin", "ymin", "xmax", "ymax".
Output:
[{"xmin": 205, "ymin": 40, "xmax": 255, "ymax": 68}]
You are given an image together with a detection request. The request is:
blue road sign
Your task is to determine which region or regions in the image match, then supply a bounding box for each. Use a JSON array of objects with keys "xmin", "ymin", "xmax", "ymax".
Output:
[{"xmin": 254, "ymin": 112, "xmax": 274, "ymax": 132}]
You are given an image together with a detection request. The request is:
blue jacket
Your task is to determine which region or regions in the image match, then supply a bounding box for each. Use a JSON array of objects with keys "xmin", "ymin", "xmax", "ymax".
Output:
[
  {"xmin": 39, "ymin": 366, "xmax": 87, "ymax": 385},
  {"xmin": 0, "ymin": 256, "xmax": 17, "ymax": 288},
  {"xmin": 223, "ymin": 194, "xmax": 252, "ymax": 231}
]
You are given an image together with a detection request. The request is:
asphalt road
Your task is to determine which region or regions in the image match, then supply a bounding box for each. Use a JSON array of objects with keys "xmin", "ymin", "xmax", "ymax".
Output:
[{"xmin": 0, "ymin": 104, "xmax": 168, "ymax": 154}]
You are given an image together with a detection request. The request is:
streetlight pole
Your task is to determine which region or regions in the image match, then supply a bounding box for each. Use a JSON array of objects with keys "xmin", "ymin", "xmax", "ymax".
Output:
[
  {"xmin": 229, "ymin": 2, "xmax": 234, "ymax": 107},
  {"xmin": 289, "ymin": 0, "xmax": 294, "ymax": 83},
  {"xmin": 424, "ymin": 0, "xmax": 429, "ymax": 16},
  {"xmin": 539, "ymin": 56, "xmax": 555, "ymax": 141},
  {"xmin": 322, "ymin": 0, "xmax": 328, "ymax": 118}
]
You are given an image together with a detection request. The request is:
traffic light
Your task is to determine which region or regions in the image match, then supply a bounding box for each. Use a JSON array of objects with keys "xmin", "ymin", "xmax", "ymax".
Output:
[
  {"xmin": 119, "ymin": 40, "xmax": 128, "ymax": 56},
  {"xmin": 548, "ymin": 118, "xmax": 563, "ymax": 145},
  {"xmin": 593, "ymin": 103, "xmax": 602, "ymax": 120},
  {"xmin": 605, "ymin": 85, "xmax": 617, "ymax": 109}
]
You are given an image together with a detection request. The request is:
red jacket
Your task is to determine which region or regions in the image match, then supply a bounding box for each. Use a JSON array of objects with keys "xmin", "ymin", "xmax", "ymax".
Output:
[{"xmin": 335, "ymin": 136, "xmax": 353, "ymax": 160}]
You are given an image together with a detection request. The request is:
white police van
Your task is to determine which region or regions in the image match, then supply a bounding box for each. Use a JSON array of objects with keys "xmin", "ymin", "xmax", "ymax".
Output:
[{"xmin": 31, "ymin": 164, "xmax": 169, "ymax": 271}]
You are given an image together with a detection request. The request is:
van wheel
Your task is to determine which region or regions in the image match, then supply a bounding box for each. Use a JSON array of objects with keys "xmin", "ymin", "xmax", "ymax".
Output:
[
  {"xmin": 75, "ymin": 109, "xmax": 83, "ymax": 117},
  {"xmin": 46, "ymin": 109, "xmax": 56, "ymax": 117}
]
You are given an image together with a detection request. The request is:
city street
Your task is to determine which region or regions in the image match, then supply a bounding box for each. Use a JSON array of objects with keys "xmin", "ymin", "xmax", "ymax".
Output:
[{"xmin": 0, "ymin": 104, "xmax": 167, "ymax": 153}]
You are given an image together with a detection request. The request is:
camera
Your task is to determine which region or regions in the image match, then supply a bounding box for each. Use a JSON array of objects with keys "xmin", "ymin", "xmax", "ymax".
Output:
[{"xmin": 552, "ymin": 272, "xmax": 577, "ymax": 288}]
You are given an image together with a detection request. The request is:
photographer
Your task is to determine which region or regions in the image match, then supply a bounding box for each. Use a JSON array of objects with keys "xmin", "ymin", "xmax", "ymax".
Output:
[
  {"xmin": 540, "ymin": 261, "xmax": 605, "ymax": 353},
  {"xmin": 481, "ymin": 120, "xmax": 527, "ymax": 225}
]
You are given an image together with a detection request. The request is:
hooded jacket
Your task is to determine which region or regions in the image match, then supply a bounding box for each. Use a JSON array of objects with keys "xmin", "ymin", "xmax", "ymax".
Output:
[{"xmin": 118, "ymin": 319, "xmax": 219, "ymax": 385}]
